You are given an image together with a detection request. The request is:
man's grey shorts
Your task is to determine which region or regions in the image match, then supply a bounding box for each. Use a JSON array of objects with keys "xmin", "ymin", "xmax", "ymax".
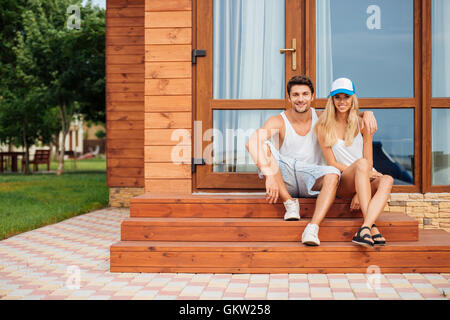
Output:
[{"xmin": 259, "ymin": 141, "xmax": 341, "ymax": 198}]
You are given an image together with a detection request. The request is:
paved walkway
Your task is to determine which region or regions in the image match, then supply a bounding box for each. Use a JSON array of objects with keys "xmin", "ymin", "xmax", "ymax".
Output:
[{"xmin": 0, "ymin": 208, "xmax": 449, "ymax": 300}]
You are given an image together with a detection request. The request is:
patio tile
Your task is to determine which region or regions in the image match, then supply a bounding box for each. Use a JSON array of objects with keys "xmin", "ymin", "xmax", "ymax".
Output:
[
  {"xmin": 179, "ymin": 285, "xmax": 205, "ymax": 296},
  {"xmin": 1, "ymin": 207, "xmax": 449, "ymax": 301},
  {"xmin": 266, "ymin": 292, "xmax": 289, "ymax": 299},
  {"xmin": 333, "ymin": 292, "xmax": 356, "ymax": 300},
  {"xmin": 289, "ymin": 292, "xmax": 311, "ymax": 299},
  {"xmin": 397, "ymin": 292, "xmax": 424, "ymax": 299},
  {"xmin": 200, "ymin": 290, "xmax": 224, "ymax": 300},
  {"xmin": 131, "ymin": 290, "xmax": 158, "ymax": 299}
]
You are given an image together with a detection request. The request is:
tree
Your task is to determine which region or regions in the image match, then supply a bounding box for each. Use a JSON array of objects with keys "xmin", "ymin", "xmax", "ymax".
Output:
[
  {"xmin": 12, "ymin": 0, "xmax": 105, "ymax": 175},
  {"xmin": 0, "ymin": 0, "xmax": 27, "ymax": 85},
  {"xmin": 0, "ymin": 0, "xmax": 60, "ymax": 174},
  {"xmin": 0, "ymin": 87, "xmax": 52, "ymax": 174}
]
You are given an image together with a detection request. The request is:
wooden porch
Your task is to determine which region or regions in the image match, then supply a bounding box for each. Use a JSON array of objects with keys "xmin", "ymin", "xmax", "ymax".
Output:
[{"xmin": 110, "ymin": 194, "xmax": 450, "ymax": 273}]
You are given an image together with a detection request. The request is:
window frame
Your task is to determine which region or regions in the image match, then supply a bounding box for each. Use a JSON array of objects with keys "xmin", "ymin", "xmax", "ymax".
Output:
[
  {"xmin": 423, "ymin": 1, "xmax": 450, "ymax": 192},
  {"xmin": 307, "ymin": 0, "xmax": 423, "ymax": 193},
  {"xmin": 192, "ymin": 0, "xmax": 450, "ymax": 193}
]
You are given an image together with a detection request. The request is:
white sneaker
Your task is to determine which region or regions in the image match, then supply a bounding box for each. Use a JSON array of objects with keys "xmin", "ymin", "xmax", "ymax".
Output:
[
  {"xmin": 302, "ymin": 223, "xmax": 320, "ymax": 246},
  {"xmin": 283, "ymin": 199, "xmax": 300, "ymax": 221}
]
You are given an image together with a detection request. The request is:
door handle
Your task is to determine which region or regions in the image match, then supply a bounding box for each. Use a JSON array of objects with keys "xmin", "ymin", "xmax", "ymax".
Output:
[{"xmin": 280, "ymin": 38, "xmax": 297, "ymax": 71}]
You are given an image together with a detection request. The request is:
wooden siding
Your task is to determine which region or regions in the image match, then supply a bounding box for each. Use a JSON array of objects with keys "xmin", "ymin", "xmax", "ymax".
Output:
[
  {"xmin": 144, "ymin": 0, "xmax": 193, "ymax": 194},
  {"xmin": 106, "ymin": 0, "xmax": 145, "ymax": 188}
]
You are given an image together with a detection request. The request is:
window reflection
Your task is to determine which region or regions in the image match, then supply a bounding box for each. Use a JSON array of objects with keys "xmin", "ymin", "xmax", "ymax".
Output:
[
  {"xmin": 366, "ymin": 109, "xmax": 414, "ymax": 185},
  {"xmin": 432, "ymin": 0, "xmax": 450, "ymax": 98},
  {"xmin": 432, "ymin": 109, "xmax": 450, "ymax": 185},
  {"xmin": 316, "ymin": 0, "xmax": 414, "ymax": 98}
]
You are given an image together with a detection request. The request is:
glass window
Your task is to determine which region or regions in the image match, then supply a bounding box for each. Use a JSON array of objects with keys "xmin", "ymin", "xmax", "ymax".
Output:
[
  {"xmin": 366, "ymin": 109, "xmax": 415, "ymax": 185},
  {"xmin": 213, "ymin": 0, "xmax": 285, "ymax": 100},
  {"xmin": 212, "ymin": 110, "xmax": 280, "ymax": 172},
  {"xmin": 432, "ymin": 0, "xmax": 450, "ymax": 98},
  {"xmin": 432, "ymin": 109, "xmax": 450, "ymax": 185},
  {"xmin": 316, "ymin": 0, "xmax": 414, "ymax": 98}
]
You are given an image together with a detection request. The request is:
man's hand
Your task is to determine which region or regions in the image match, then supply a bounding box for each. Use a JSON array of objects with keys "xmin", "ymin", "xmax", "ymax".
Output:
[
  {"xmin": 350, "ymin": 194, "xmax": 360, "ymax": 211},
  {"xmin": 361, "ymin": 111, "xmax": 378, "ymax": 135},
  {"xmin": 265, "ymin": 176, "xmax": 279, "ymax": 204}
]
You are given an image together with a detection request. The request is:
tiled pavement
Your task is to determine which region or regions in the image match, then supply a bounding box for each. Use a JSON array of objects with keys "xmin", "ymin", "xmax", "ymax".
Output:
[{"xmin": 0, "ymin": 208, "xmax": 449, "ymax": 300}]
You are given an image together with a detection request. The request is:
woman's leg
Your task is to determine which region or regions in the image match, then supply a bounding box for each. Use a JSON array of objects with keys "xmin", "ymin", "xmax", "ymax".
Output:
[
  {"xmin": 337, "ymin": 159, "xmax": 373, "ymax": 244},
  {"xmin": 338, "ymin": 159, "xmax": 372, "ymax": 216},
  {"xmin": 367, "ymin": 175, "xmax": 394, "ymax": 241}
]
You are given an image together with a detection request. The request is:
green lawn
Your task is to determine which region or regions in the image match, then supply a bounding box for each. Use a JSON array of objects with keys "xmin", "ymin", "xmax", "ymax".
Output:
[{"xmin": 0, "ymin": 158, "xmax": 108, "ymax": 240}]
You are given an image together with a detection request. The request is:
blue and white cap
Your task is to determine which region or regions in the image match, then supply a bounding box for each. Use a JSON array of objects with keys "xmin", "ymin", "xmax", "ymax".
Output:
[{"xmin": 330, "ymin": 78, "xmax": 356, "ymax": 97}]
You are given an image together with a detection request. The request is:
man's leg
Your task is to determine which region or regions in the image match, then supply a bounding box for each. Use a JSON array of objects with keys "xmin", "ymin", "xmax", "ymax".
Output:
[
  {"xmin": 263, "ymin": 144, "xmax": 293, "ymax": 203},
  {"xmin": 301, "ymin": 172, "xmax": 339, "ymax": 246},
  {"xmin": 262, "ymin": 145, "xmax": 301, "ymax": 221},
  {"xmin": 310, "ymin": 173, "xmax": 340, "ymax": 225}
]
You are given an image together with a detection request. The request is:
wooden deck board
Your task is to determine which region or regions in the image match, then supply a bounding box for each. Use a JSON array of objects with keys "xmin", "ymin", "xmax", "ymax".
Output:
[
  {"xmin": 110, "ymin": 230, "xmax": 450, "ymax": 273},
  {"xmin": 120, "ymin": 214, "xmax": 418, "ymax": 242}
]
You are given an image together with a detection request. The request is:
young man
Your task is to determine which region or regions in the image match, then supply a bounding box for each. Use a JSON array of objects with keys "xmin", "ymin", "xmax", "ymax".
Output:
[{"xmin": 246, "ymin": 75, "xmax": 377, "ymax": 246}]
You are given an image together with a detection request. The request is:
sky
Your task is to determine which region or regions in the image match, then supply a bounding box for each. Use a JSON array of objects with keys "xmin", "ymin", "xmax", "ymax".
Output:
[{"xmin": 83, "ymin": 0, "xmax": 105, "ymax": 9}]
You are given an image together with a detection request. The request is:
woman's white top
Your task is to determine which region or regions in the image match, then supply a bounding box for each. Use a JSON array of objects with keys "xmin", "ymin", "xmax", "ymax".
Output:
[
  {"xmin": 278, "ymin": 108, "xmax": 326, "ymax": 165},
  {"xmin": 331, "ymin": 120, "xmax": 377, "ymax": 172},
  {"xmin": 331, "ymin": 130, "xmax": 364, "ymax": 167}
]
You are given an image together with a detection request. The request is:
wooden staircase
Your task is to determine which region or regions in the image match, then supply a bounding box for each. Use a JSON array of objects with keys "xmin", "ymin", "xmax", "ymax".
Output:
[{"xmin": 110, "ymin": 194, "xmax": 450, "ymax": 273}]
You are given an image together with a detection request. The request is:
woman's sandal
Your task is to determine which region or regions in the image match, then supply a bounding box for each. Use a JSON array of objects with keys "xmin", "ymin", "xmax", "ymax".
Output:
[
  {"xmin": 371, "ymin": 224, "xmax": 386, "ymax": 246},
  {"xmin": 352, "ymin": 226, "xmax": 374, "ymax": 248}
]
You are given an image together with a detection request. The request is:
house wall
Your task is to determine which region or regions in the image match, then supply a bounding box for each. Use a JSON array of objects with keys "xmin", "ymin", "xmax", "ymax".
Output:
[
  {"xmin": 106, "ymin": 0, "xmax": 146, "ymax": 189},
  {"xmin": 106, "ymin": 0, "xmax": 450, "ymax": 234},
  {"xmin": 387, "ymin": 194, "xmax": 450, "ymax": 234},
  {"xmin": 143, "ymin": 0, "xmax": 193, "ymax": 194}
]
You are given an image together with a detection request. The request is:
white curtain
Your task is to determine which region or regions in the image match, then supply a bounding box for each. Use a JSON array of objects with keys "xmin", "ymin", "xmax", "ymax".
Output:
[
  {"xmin": 316, "ymin": 0, "xmax": 333, "ymax": 98},
  {"xmin": 213, "ymin": 0, "xmax": 285, "ymax": 99},
  {"xmin": 212, "ymin": 110, "xmax": 280, "ymax": 172},
  {"xmin": 432, "ymin": 0, "xmax": 450, "ymax": 97},
  {"xmin": 212, "ymin": 0, "xmax": 284, "ymax": 172},
  {"xmin": 431, "ymin": 1, "xmax": 450, "ymax": 185}
]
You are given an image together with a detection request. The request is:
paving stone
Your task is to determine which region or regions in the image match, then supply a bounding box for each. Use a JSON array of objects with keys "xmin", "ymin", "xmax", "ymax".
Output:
[
  {"xmin": 333, "ymin": 292, "xmax": 356, "ymax": 300},
  {"xmin": 1, "ymin": 207, "xmax": 449, "ymax": 301}
]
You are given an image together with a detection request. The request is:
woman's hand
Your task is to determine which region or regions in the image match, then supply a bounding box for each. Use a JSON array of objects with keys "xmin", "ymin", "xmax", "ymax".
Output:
[
  {"xmin": 265, "ymin": 176, "xmax": 280, "ymax": 204},
  {"xmin": 369, "ymin": 171, "xmax": 383, "ymax": 181},
  {"xmin": 350, "ymin": 194, "xmax": 360, "ymax": 211}
]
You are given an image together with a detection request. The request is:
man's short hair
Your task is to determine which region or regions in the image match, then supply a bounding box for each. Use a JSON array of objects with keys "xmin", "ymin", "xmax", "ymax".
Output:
[{"xmin": 287, "ymin": 75, "xmax": 315, "ymax": 96}]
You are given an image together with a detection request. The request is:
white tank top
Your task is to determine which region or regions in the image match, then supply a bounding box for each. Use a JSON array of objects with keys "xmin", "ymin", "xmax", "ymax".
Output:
[
  {"xmin": 331, "ymin": 120, "xmax": 377, "ymax": 170},
  {"xmin": 331, "ymin": 132, "xmax": 364, "ymax": 167},
  {"xmin": 278, "ymin": 109, "xmax": 326, "ymax": 165}
]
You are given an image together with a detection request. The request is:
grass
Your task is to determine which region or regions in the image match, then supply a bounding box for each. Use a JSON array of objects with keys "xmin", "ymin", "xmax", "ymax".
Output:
[{"xmin": 0, "ymin": 158, "xmax": 108, "ymax": 240}]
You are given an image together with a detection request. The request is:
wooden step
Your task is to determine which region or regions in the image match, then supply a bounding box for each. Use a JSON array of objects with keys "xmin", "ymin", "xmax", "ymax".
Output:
[
  {"xmin": 121, "ymin": 213, "xmax": 418, "ymax": 242},
  {"xmin": 130, "ymin": 194, "xmax": 363, "ymax": 218},
  {"xmin": 110, "ymin": 229, "xmax": 450, "ymax": 273}
]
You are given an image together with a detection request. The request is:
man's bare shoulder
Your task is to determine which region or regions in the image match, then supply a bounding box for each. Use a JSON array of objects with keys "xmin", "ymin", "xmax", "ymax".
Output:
[{"xmin": 263, "ymin": 113, "xmax": 284, "ymax": 130}]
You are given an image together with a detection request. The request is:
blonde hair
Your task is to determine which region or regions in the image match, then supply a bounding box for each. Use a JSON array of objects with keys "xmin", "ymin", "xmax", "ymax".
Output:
[{"xmin": 315, "ymin": 95, "xmax": 360, "ymax": 147}]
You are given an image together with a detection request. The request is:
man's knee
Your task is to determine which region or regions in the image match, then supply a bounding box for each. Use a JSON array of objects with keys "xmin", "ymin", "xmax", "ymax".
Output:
[{"xmin": 323, "ymin": 173, "xmax": 339, "ymax": 187}]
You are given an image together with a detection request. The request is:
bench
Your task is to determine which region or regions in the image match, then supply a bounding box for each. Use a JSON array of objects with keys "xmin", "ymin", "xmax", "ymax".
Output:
[{"xmin": 23, "ymin": 149, "xmax": 51, "ymax": 172}]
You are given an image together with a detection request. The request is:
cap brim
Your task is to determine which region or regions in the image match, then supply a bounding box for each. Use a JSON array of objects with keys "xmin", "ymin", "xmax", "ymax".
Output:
[{"xmin": 330, "ymin": 89, "xmax": 355, "ymax": 97}]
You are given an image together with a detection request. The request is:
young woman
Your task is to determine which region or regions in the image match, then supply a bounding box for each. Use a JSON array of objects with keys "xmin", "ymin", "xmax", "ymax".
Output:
[{"xmin": 315, "ymin": 78, "xmax": 394, "ymax": 248}]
